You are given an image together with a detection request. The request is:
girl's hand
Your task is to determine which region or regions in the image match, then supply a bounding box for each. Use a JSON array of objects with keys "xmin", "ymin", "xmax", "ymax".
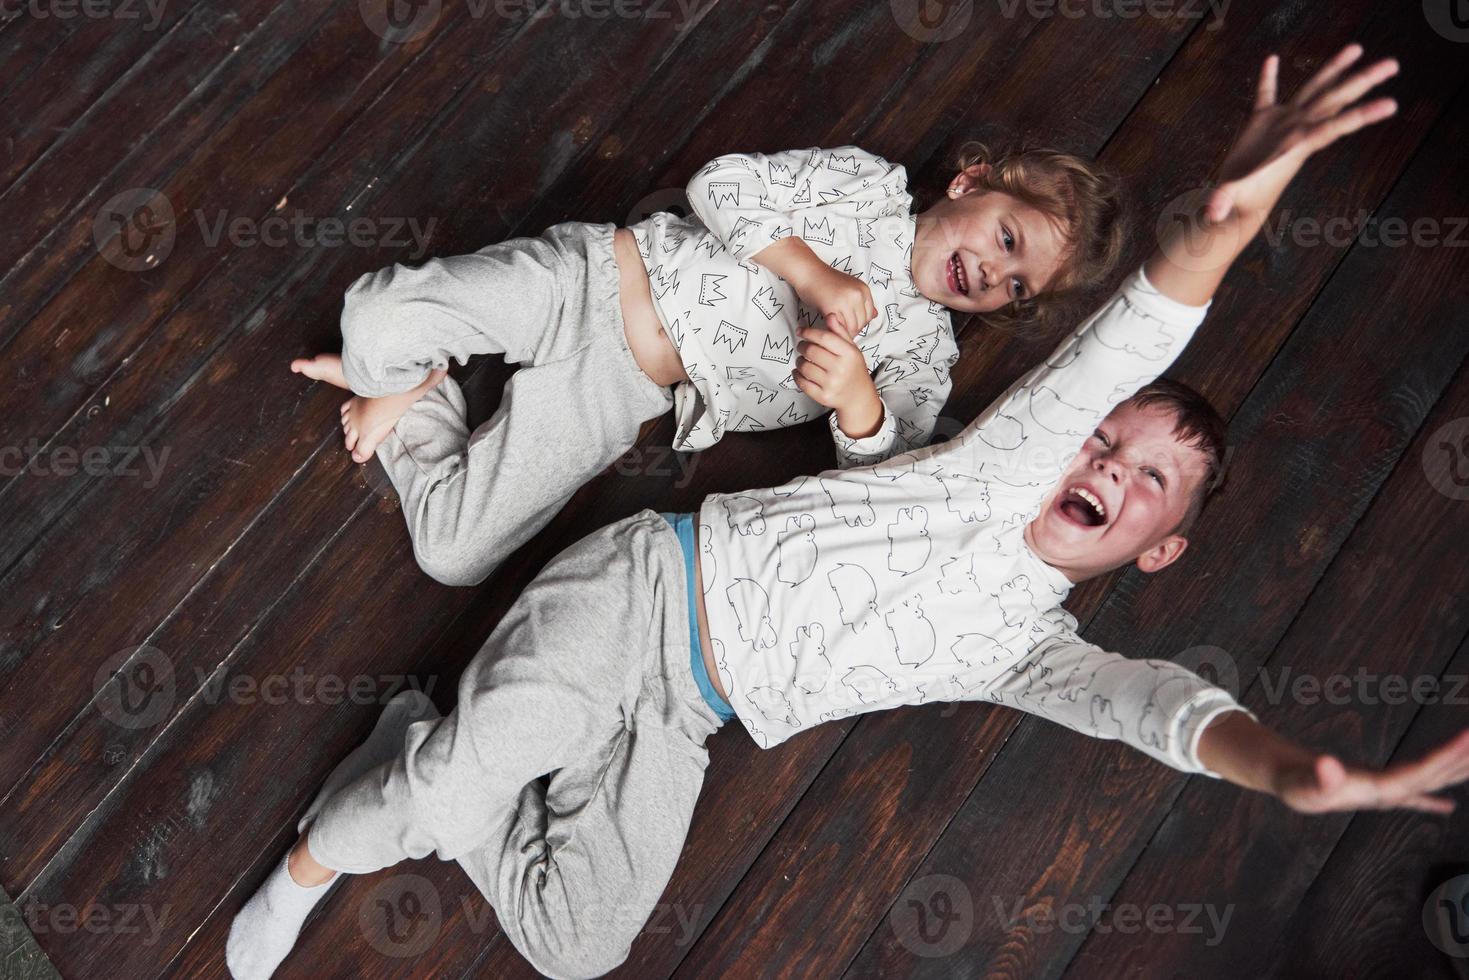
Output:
[
  {"xmin": 1205, "ymin": 45, "xmax": 1398, "ymax": 228},
  {"xmin": 794, "ymin": 264, "xmax": 878, "ymax": 340},
  {"xmin": 1274, "ymin": 728, "xmax": 1469, "ymax": 815},
  {"xmin": 793, "ymin": 322, "xmax": 882, "ymax": 435}
]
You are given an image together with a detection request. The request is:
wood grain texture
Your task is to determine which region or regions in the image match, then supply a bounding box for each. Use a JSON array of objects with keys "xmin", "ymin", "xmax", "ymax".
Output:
[{"xmin": 1, "ymin": 0, "xmax": 1462, "ymax": 977}]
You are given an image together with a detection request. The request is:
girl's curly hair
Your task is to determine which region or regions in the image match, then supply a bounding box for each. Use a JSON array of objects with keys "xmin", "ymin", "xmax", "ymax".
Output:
[{"xmin": 940, "ymin": 140, "xmax": 1128, "ymax": 338}]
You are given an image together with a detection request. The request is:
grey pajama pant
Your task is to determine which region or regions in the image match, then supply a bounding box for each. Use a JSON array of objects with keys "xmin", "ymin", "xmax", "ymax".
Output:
[
  {"xmin": 308, "ymin": 510, "xmax": 724, "ymax": 979},
  {"xmin": 339, "ymin": 220, "xmax": 675, "ymax": 587}
]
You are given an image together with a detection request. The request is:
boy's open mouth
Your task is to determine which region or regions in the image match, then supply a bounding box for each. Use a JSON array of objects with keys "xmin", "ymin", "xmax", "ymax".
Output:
[
  {"xmin": 947, "ymin": 251, "xmax": 969, "ymax": 296},
  {"xmin": 1057, "ymin": 486, "xmax": 1107, "ymax": 528}
]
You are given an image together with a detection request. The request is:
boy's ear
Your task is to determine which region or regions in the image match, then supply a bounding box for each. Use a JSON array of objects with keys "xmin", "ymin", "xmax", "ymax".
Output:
[
  {"xmin": 1135, "ymin": 534, "xmax": 1188, "ymax": 574},
  {"xmin": 949, "ymin": 162, "xmax": 993, "ymax": 197}
]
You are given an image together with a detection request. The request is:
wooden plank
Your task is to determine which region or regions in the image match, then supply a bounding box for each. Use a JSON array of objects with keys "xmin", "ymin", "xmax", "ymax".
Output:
[
  {"xmin": 0, "ymin": 0, "xmax": 485, "ymax": 481},
  {"xmin": 1264, "ymin": 634, "xmax": 1469, "ymax": 980},
  {"xmin": 0, "ymin": 0, "xmax": 209, "ymax": 194},
  {"xmin": 0, "ymin": 0, "xmax": 334, "ymax": 349},
  {"xmin": 841, "ymin": 26, "xmax": 1469, "ymax": 979}
]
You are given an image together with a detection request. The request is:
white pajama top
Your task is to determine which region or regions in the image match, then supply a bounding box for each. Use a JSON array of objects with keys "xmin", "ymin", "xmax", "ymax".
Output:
[
  {"xmin": 696, "ymin": 266, "xmax": 1257, "ymax": 775},
  {"xmin": 628, "ymin": 146, "xmax": 959, "ymax": 467}
]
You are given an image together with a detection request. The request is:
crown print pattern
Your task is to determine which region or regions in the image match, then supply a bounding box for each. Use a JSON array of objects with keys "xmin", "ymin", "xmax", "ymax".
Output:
[
  {"xmin": 695, "ymin": 266, "xmax": 1256, "ymax": 776},
  {"xmin": 628, "ymin": 146, "xmax": 960, "ymax": 467}
]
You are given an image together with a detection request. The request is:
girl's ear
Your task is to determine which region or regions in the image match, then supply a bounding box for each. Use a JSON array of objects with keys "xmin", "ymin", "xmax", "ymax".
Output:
[{"xmin": 949, "ymin": 161, "xmax": 993, "ymax": 197}]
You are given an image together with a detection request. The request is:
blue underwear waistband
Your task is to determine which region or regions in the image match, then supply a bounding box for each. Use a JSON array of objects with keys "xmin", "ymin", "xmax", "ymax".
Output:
[{"xmin": 659, "ymin": 511, "xmax": 736, "ymax": 722}]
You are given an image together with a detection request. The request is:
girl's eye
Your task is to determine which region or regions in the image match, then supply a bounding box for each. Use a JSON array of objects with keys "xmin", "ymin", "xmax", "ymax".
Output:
[
  {"xmin": 1002, "ymin": 226, "xmax": 1015, "ymax": 251},
  {"xmin": 1012, "ymin": 277, "xmax": 1026, "ymax": 299}
]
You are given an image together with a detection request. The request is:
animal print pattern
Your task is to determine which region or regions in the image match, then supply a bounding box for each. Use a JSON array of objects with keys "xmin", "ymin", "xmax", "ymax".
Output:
[
  {"xmin": 628, "ymin": 146, "xmax": 960, "ymax": 468},
  {"xmin": 696, "ymin": 267, "xmax": 1253, "ymax": 776}
]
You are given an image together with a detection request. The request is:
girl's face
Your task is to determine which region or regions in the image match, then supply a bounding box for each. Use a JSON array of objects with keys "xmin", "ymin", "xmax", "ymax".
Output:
[{"xmin": 911, "ymin": 165, "xmax": 1070, "ymax": 314}]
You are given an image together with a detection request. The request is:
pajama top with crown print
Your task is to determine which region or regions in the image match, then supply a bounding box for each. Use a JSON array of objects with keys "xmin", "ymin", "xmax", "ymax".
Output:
[{"xmin": 629, "ymin": 146, "xmax": 960, "ymax": 467}]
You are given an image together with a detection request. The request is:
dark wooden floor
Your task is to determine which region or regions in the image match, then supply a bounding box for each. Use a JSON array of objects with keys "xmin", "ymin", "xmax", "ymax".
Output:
[{"xmin": 3, "ymin": 1, "xmax": 1468, "ymax": 977}]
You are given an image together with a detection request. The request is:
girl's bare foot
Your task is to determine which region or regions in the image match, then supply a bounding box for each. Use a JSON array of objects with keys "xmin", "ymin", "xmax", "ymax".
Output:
[
  {"xmin": 290, "ymin": 353, "xmax": 349, "ymax": 389},
  {"xmin": 341, "ymin": 368, "xmax": 448, "ymax": 463}
]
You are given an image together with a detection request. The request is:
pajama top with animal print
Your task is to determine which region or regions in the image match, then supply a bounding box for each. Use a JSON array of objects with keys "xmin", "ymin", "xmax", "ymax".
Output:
[
  {"xmin": 628, "ymin": 146, "xmax": 959, "ymax": 467},
  {"xmin": 695, "ymin": 265, "xmax": 1257, "ymax": 773}
]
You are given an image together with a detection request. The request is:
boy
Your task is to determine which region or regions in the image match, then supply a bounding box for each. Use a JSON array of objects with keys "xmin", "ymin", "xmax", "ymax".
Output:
[{"xmin": 233, "ymin": 47, "xmax": 1469, "ymax": 980}]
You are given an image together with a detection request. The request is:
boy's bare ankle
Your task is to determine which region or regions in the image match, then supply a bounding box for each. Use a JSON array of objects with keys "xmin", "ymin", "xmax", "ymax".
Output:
[{"xmin": 287, "ymin": 833, "xmax": 336, "ymax": 887}]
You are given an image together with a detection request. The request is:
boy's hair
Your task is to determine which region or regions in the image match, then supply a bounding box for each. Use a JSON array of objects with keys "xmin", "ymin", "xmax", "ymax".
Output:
[
  {"xmin": 948, "ymin": 140, "xmax": 1127, "ymax": 338},
  {"xmin": 1122, "ymin": 377, "xmax": 1228, "ymax": 535}
]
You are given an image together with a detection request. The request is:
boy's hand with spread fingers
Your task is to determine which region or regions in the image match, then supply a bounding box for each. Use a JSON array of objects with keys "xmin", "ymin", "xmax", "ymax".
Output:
[
  {"xmin": 794, "ymin": 322, "xmax": 885, "ymax": 439},
  {"xmin": 1205, "ymin": 45, "xmax": 1399, "ymax": 231},
  {"xmin": 1200, "ymin": 711, "xmax": 1469, "ymax": 816},
  {"xmin": 1146, "ymin": 44, "xmax": 1399, "ymax": 306}
]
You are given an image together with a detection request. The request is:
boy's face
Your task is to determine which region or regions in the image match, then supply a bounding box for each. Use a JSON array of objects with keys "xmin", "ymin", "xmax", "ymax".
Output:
[
  {"xmin": 911, "ymin": 164, "xmax": 1069, "ymax": 314},
  {"xmin": 1024, "ymin": 400, "xmax": 1208, "ymax": 583}
]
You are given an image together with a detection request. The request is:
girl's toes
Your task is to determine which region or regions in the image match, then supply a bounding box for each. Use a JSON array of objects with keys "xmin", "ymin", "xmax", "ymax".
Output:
[
  {"xmin": 344, "ymin": 427, "xmax": 358, "ymax": 453},
  {"xmin": 341, "ymin": 399, "xmax": 353, "ymax": 414}
]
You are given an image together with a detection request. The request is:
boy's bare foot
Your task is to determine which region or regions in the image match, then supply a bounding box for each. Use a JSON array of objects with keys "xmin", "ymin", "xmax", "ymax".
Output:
[
  {"xmin": 340, "ymin": 368, "xmax": 448, "ymax": 463},
  {"xmin": 289, "ymin": 353, "xmax": 349, "ymax": 390}
]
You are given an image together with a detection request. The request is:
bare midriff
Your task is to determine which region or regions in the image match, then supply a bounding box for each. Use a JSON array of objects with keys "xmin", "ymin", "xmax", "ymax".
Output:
[
  {"xmin": 611, "ymin": 229, "xmax": 726, "ymax": 704},
  {"xmin": 613, "ymin": 228, "xmax": 688, "ymax": 388}
]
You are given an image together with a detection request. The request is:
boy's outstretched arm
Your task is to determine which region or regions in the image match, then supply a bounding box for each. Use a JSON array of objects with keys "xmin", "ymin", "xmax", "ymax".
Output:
[
  {"xmin": 1144, "ymin": 45, "xmax": 1399, "ymax": 307},
  {"xmin": 1198, "ymin": 711, "xmax": 1469, "ymax": 815}
]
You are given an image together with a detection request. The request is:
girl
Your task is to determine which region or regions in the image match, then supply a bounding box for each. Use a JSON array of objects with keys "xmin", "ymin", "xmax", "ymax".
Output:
[{"xmin": 289, "ymin": 142, "xmax": 1122, "ymax": 586}]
